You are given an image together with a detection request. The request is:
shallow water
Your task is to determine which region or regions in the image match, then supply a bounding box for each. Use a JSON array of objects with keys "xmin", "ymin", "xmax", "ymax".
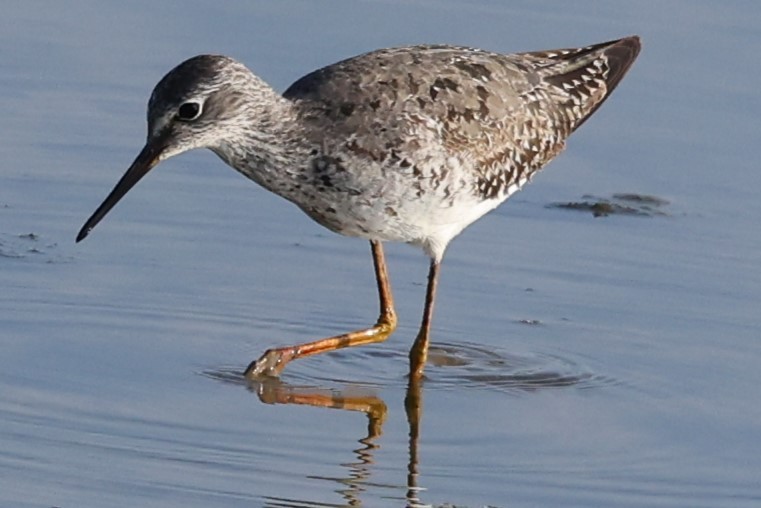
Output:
[{"xmin": 2, "ymin": 2, "xmax": 760, "ymax": 507}]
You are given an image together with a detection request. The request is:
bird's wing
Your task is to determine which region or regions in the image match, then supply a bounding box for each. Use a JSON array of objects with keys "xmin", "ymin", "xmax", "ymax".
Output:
[{"xmin": 283, "ymin": 38, "xmax": 639, "ymax": 197}]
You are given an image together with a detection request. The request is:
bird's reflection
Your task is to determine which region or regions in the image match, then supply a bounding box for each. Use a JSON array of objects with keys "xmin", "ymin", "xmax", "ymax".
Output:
[
  {"xmin": 244, "ymin": 375, "xmax": 424, "ymax": 508},
  {"xmin": 205, "ymin": 340, "xmax": 601, "ymax": 506},
  {"xmin": 253, "ymin": 377, "xmax": 388, "ymax": 441},
  {"xmin": 404, "ymin": 376, "xmax": 424, "ymax": 507}
]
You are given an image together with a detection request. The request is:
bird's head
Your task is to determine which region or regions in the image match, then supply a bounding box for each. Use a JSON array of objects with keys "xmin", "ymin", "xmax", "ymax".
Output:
[{"xmin": 76, "ymin": 55, "xmax": 260, "ymax": 242}]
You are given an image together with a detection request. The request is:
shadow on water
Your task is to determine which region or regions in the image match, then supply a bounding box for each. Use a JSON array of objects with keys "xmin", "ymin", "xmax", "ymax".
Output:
[{"xmin": 203, "ymin": 340, "xmax": 611, "ymax": 507}]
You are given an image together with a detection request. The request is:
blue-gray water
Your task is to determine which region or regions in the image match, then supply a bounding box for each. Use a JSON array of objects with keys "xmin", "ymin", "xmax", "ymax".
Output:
[{"xmin": 2, "ymin": 2, "xmax": 760, "ymax": 507}]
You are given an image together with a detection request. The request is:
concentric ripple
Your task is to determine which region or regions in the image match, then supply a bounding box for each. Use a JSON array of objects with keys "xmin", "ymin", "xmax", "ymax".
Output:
[
  {"xmin": 422, "ymin": 341, "xmax": 617, "ymax": 392},
  {"xmin": 203, "ymin": 339, "xmax": 617, "ymax": 395}
]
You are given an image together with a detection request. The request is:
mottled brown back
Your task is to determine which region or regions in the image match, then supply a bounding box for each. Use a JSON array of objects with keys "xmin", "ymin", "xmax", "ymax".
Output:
[{"xmin": 284, "ymin": 37, "xmax": 640, "ymax": 202}]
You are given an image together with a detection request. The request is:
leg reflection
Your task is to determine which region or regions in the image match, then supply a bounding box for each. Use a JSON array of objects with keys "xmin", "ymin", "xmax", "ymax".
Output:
[
  {"xmin": 223, "ymin": 374, "xmax": 426, "ymax": 506},
  {"xmin": 253, "ymin": 377, "xmax": 387, "ymax": 439},
  {"xmin": 250, "ymin": 377, "xmax": 386, "ymax": 506},
  {"xmin": 404, "ymin": 375, "xmax": 424, "ymax": 507}
]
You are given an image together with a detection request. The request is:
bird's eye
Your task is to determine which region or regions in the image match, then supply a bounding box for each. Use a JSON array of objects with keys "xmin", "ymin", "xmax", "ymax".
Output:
[{"xmin": 177, "ymin": 101, "xmax": 202, "ymax": 121}]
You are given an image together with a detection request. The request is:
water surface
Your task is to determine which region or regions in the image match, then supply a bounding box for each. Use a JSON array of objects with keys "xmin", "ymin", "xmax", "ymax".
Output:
[{"xmin": 2, "ymin": 2, "xmax": 760, "ymax": 507}]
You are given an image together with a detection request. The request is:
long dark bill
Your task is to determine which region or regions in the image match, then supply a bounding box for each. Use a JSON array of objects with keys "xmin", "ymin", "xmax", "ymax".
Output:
[{"xmin": 76, "ymin": 135, "xmax": 168, "ymax": 242}]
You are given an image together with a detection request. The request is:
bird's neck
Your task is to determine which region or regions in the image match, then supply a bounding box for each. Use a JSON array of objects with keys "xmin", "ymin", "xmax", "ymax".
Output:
[{"xmin": 211, "ymin": 89, "xmax": 311, "ymax": 197}]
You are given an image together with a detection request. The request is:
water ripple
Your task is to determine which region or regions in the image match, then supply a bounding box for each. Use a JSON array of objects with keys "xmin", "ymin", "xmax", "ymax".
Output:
[
  {"xmin": 423, "ymin": 341, "xmax": 617, "ymax": 392},
  {"xmin": 203, "ymin": 339, "xmax": 617, "ymax": 395}
]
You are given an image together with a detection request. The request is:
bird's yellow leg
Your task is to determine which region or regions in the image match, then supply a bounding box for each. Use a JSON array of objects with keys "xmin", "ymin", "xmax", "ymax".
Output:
[
  {"xmin": 408, "ymin": 259, "xmax": 440, "ymax": 379},
  {"xmin": 244, "ymin": 240, "xmax": 397, "ymax": 379}
]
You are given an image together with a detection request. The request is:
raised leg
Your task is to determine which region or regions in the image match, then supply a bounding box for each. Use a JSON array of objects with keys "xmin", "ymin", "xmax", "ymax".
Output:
[
  {"xmin": 408, "ymin": 259, "xmax": 440, "ymax": 379},
  {"xmin": 244, "ymin": 240, "xmax": 397, "ymax": 379}
]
